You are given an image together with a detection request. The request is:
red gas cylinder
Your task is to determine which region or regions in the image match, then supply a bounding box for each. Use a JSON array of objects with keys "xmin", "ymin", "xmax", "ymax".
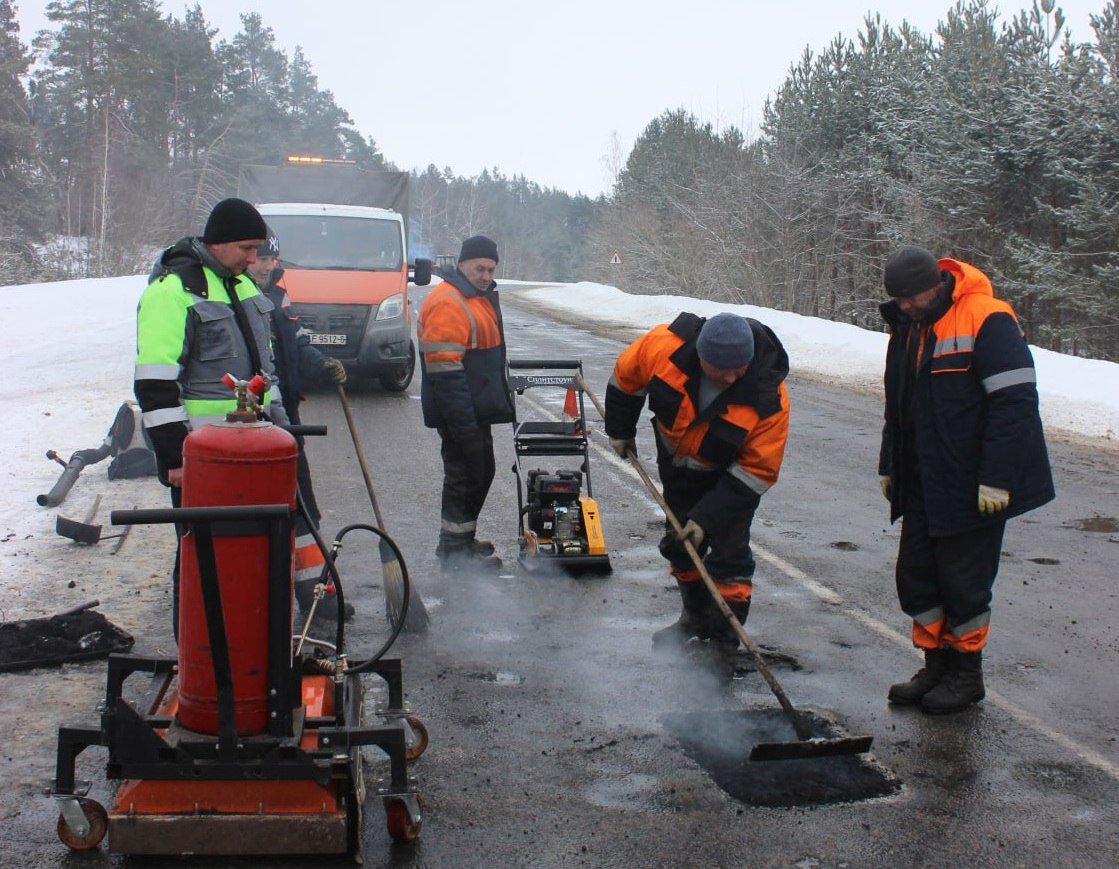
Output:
[{"xmin": 176, "ymin": 417, "xmax": 298, "ymax": 735}]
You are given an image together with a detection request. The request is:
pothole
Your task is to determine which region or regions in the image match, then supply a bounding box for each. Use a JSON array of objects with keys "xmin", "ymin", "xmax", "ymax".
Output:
[
  {"xmin": 1027, "ymin": 557, "xmax": 1060, "ymax": 565},
  {"xmin": 1071, "ymin": 516, "xmax": 1119, "ymax": 533},
  {"xmin": 830, "ymin": 541, "xmax": 859, "ymax": 551},
  {"xmin": 663, "ymin": 710, "xmax": 899, "ymax": 807},
  {"xmin": 465, "ymin": 671, "xmax": 525, "ymax": 686}
]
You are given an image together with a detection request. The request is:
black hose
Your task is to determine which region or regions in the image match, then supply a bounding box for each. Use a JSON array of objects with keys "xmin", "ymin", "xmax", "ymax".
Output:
[{"xmin": 322, "ymin": 523, "xmax": 412, "ymax": 673}]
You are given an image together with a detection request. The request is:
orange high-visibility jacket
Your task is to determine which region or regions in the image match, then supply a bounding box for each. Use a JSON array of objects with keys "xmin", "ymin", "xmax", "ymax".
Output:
[
  {"xmin": 879, "ymin": 258, "xmax": 1054, "ymax": 535},
  {"xmin": 605, "ymin": 312, "xmax": 790, "ymax": 534},
  {"xmin": 418, "ymin": 270, "xmax": 514, "ymax": 432}
]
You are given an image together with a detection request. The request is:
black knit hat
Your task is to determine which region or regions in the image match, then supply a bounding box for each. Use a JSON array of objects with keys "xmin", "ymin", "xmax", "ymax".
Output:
[
  {"xmin": 884, "ymin": 246, "xmax": 942, "ymax": 298},
  {"xmin": 458, "ymin": 234, "xmax": 499, "ymax": 264},
  {"xmin": 202, "ymin": 198, "xmax": 268, "ymax": 245},
  {"xmin": 257, "ymin": 225, "xmax": 280, "ymax": 257}
]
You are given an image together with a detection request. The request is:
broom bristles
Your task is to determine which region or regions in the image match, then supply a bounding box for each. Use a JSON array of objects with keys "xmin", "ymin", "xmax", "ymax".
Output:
[{"xmin": 381, "ymin": 540, "xmax": 430, "ymax": 632}]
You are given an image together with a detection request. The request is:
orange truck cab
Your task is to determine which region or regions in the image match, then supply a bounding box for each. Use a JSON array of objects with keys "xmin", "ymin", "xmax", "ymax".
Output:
[{"xmin": 240, "ymin": 159, "xmax": 432, "ymax": 391}]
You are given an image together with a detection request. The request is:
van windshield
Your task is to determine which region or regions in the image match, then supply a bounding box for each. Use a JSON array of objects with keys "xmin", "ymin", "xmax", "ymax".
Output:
[{"xmin": 264, "ymin": 214, "xmax": 403, "ymax": 271}]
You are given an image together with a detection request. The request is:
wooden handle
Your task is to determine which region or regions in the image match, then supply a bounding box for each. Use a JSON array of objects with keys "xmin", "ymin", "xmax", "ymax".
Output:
[{"xmin": 336, "ymin": 384, "xmax": 386, "ymax": 529}]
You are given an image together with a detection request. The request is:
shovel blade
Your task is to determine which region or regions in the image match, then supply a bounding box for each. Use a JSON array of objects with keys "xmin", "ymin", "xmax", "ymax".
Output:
[
  {"xmin": 749, "ymin": 734, "xmax": 874, "ymax": 762},
  {"xmin": 55, "ymin": 514, "xmax": 102, "ymax": 544}
]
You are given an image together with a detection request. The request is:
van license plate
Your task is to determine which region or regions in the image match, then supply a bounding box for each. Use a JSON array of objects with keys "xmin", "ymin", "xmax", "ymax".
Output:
[{"xmin": 309, "ymin": 333, "xmax": 347, "ymax": 345}]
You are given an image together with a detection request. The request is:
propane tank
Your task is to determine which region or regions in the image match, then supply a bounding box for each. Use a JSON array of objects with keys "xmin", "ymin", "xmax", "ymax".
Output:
[{"xmin": 176, "ymin": 375, "xmax": 298, "ymax": 735}]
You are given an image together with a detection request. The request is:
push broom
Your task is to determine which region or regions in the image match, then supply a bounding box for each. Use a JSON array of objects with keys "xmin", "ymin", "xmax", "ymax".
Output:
[{"xmin": 336, "ymin": 384, "xmax": 430, "ymax": 633}]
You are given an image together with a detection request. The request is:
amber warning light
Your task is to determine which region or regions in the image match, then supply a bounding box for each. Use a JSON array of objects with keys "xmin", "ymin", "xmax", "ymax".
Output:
[{"xmin": 285, "ymin": 155, "xmax": 357, "ymax": 166}]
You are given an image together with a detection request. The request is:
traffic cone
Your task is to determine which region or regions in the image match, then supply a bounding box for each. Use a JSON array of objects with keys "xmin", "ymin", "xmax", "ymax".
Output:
[{"xmin": 563, "ymin": 387, "xmax": 582, "ymax": 433}]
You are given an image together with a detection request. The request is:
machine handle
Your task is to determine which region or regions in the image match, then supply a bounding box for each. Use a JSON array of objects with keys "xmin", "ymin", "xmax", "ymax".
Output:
[
  {"xmin": 507, "ymin": 359, "xmax": 583, "ymax": 370},
  {"xmin": 110, "ymin": 504, "xmax": 291, "ymax": 526}
]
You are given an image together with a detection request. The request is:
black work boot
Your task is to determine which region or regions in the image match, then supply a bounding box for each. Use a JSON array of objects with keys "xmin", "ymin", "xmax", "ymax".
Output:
[
  {"xmin": 706, "ymin": 598, "xmax": 750, "ymax": 648},
  {"xmin": 436, "ymin": 538, "xmax": 502, "ymax": 572},
  {"xmin": 470, "ymin": 539, "xmax": 496, "ymax": 557},
  {"xmin": 888, "ymin": 648, "xmax": 952, "ymax": 705},
  {"xmin": 652, "ymin": 580, "xmax": 711, "ymax": 649},
  {"xmin": 921, "ymin": 650, "xmax": 985, "ymax": 714},
  {"xmin": 294, "ymin": 578, "xmax": 355, "ymax": 624}
]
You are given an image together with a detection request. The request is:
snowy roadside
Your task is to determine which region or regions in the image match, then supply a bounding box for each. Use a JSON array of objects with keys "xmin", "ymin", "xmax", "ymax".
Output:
[{"xmin": 513, "ymin": 282, "xmax": 1119, "ymax": 444}]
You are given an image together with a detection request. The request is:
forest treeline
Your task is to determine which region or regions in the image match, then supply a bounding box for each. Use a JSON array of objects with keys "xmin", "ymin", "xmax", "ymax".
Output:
[{"xmin": 1, "ymin": 1, "xmax": 1116, "ymax": 360}]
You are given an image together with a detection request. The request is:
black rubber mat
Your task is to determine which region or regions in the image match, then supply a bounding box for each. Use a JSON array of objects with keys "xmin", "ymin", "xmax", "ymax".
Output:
[{"xmin": 0, "ymin": 609, "xmax": 134, "ymax": 672}]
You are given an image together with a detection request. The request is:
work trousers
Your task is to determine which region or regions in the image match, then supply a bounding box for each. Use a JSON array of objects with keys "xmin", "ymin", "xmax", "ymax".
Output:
[
  {"xmin": 438, "ymin": 425, "xmax": 496, "ymax": 549},
  {"xmin": 661, "ymin": 464, "xmax": 756, "ymax": 603},
  {"xmin": 897, "ymin": 473, "xmax": 1006, "ymax": 652}
]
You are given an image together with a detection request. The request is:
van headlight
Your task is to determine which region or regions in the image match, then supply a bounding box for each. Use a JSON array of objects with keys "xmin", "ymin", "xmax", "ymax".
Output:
[{"xmin": 376, "ymin": 293, "xmax": 404, "ymax": 320}]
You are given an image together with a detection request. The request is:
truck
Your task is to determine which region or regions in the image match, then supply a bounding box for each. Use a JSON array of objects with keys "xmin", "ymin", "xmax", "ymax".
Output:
[{"xmin": 238, "ymin": 157, "xmax": 432, "ymax": 391}]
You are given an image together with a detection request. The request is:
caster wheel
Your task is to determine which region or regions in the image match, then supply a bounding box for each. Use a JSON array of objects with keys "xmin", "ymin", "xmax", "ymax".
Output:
[
  {"xmin": 57, "ymin": 798, "xmax": 107, "ymax": 851},
  {"xmin": 405, "ymin": 715, "xmax": 429, "ymax": 761},
  {"xmin": 385, "ymin": 795, "xmax": 423, "ymax": 843}
]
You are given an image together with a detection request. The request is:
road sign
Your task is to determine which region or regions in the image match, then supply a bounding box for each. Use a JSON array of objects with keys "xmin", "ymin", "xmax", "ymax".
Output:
[{"xmin": 610, "ymin": 249, "xmax": 622, "ymax": 265}]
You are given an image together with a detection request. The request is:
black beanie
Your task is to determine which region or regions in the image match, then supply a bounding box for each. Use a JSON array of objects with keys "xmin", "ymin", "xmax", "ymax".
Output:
[
  {"xmin": 257, "ymin": 225, "xmax": 280, "ymax": 257},
  {"xmin": 458, "ymin": 234, "xmax": 499, "ymax": 264},
  {"xmin": 884, "ymin": 246, "xmax": 942, "ymax": 298},
  {"xmin": 202, "ymin": 198, "xmax": 268, "ymax": 245}
]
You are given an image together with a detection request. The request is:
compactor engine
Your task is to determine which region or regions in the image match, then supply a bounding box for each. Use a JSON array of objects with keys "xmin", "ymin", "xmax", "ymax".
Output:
[{"xmin": 525, "ymin": 470, "xmax": 586, "ymax": 556}]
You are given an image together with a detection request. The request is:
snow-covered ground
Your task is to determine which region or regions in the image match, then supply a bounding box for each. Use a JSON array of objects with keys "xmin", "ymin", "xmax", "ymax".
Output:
[{"xmin": 1, "ymin": 275, "xmax": 1117, "ymax": 591}]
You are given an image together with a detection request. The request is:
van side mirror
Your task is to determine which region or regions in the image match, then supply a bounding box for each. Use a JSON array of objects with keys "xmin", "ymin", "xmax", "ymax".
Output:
[{"xmin": 411, "ymin": 257, "xmax": 432, "ymax": 287}]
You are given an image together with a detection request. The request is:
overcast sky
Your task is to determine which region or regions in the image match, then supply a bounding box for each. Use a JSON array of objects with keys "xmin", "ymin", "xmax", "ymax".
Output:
[{"xmin": 13, "ymin": 1, "xmax": 1109, "ymax": 197}]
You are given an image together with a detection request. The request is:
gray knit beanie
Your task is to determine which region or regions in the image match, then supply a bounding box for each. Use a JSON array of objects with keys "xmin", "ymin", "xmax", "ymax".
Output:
[{"xmin": 696, "ymin": 313, "xmax": 755, "ymax": 368}]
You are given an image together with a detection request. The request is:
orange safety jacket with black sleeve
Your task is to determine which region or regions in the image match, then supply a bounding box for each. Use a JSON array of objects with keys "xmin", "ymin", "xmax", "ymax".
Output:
[
  {"xmin": 879, "ymin": 258, "xmax": 1054, "ymax": 536},
  {"xmin": 418, "ymin": 269, "xmax": 515, "ymax": 433},
  {"xmin": 605, "ymin": 312, "xmax": 790, "ymax": 538}
]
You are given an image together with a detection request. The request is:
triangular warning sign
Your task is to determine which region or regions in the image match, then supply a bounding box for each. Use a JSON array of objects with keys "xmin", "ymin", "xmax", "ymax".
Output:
[{"xmin": 609, "ymin": 249, "xmax": 622, "ymax": 265}]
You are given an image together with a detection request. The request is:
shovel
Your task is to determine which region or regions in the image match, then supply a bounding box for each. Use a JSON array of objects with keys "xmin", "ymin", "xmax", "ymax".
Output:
[
  {"xmin": 577, "ymin": 376, "xmax": 873, "ymax": 762},
  {"xmin": 55, "ymin": 495, "xmax": 132, "ymax": 553}
]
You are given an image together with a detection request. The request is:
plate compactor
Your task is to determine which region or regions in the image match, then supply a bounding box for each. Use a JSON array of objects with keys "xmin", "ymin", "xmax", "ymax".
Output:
[
  {"xmin": 508, "ymin": 359, "xmax": 610, "ymax": 574},
  {"xmin": 48, "ymin": 376, "xmax": 427, "ymax": 859}
]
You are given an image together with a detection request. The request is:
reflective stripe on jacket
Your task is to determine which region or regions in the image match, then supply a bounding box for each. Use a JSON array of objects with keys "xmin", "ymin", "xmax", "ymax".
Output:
[
  {"xmin": 605, "ymin": 312, "xmax": 790, "ymax": 536},
  {"xmin": 417, "ymin": 269, "xmax": 514, "ymax": 431},
  {"xmin": 134, "ymin": 238, "xmax": 282, "ymax": 480},
  {"xmin": 879, "ymin": 258, "xmax": 1055, "ymax": 535}
]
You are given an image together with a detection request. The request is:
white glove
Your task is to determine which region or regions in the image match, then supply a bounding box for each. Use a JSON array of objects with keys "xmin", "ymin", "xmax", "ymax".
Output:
[
  {"xmin": 978, "ymin": 484, "xmax": 1010, "ymax": 515},
  {"xmin": 677, "ymin": 519, "xmax": 705, "ymax": 549},
  {"xmin": 609, "ymin": 437, "xmax": 636, "ymax": 459},
  {"xmin": 879, "ymin": 475, "xmax": 891, "ymax": 500}
]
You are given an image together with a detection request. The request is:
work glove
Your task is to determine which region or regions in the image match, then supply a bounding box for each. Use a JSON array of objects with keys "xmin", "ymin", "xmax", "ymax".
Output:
[
  {"xmin": 879, "ymin": 475, "xmax": 892, "ymax": 500},
  {"xmin": 658, "ymin": 519, "xmax": 705, "ymax": 565},
  {"xmin": 323, "ymin": 357, "xmax": 347, "ymax": 385},
  {"xmin": 977, "ymin": 484, "xmax": 1010, "ymax": 516},
  {"xmin": 609, "ymin": 437, "xmax": 636, "ymax": 459},
  {"xmin": 676, "ymin": 519, "xmax": 705, "ymax": 550}
]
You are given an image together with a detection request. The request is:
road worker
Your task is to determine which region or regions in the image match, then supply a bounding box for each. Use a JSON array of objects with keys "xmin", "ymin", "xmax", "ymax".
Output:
[
  {"xmin": 135, "ymin": 198, "xmax": 285, "ymax": 638},
  {"xmin": 879, "ymin": 246, "xmax": 1055, "ymax": 714},
  {"xmin": 417, "ymin": 235, "xmax": 515, "ymax": 571},
  {"xmin": 246, "ymin": 227, "xmax": 351, "ymax": 624},
  {"xmin": 605, "ymin": 312, "xmax": 790, "ymax": 653}
]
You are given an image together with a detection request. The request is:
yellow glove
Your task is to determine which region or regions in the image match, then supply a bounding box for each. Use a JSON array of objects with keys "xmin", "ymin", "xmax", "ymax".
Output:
[
  {"xmin": 609, "ymin": 437, "xmax": 635, "ymax": 459},
  {"xmin": 676, "ymin": 519, "xmax": 705, "ymax": 549},
  {"xmin": 879, "ymin": 475, "xmax": 891, "ymax": 500},
  {"xmin": 978, "ymin": 484, "xmax": 1010, "ymax": 515},
  {"xmin": 323, "ymin": 358, "xmax": 347, "ymax": 385}
]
